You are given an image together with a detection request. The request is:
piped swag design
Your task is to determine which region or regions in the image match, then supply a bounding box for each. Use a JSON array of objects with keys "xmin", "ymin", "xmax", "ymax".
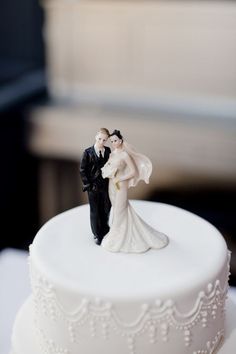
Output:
[{"xmin": 29, "ymin": 252, "xmax": 230, "ymax": 354}]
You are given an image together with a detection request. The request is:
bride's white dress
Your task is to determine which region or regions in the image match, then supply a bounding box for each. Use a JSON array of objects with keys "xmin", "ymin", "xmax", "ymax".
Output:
[{"xmin": 101, "ymin": 144, "xmax": 169, "ymax": 253}]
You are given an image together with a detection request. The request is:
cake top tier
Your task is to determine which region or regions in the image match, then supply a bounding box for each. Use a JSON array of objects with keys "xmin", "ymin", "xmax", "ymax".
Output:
[{"xmin": 31, "ymin": 201, "xmax": 228, "ymax": 307}]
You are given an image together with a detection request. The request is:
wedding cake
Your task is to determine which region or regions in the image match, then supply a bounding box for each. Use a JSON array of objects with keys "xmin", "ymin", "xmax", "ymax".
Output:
[{"xmin": 11, "ymin": 201, "xmax": 232, "ymax": 354}]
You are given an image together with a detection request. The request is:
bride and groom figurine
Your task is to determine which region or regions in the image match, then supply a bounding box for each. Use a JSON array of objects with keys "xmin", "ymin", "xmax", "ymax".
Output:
[{"xmin": 80, "ymin": 128, "xmax": 168, "ymax": 253}]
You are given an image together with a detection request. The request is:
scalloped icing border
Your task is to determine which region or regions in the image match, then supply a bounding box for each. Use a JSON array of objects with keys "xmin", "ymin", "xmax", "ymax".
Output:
[
  {"xmin": 193, "ymin": 329, "xmax": 224, "ymax": 354},
  {"xmin": 29, "ymin": 251, "xmax": 230, "ymax": 354}
]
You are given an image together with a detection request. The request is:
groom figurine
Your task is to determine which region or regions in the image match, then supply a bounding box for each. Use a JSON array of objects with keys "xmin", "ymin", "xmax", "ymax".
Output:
[{"xmin": 80, "ymin": 128, "xmax": 111, "ymax": 245}]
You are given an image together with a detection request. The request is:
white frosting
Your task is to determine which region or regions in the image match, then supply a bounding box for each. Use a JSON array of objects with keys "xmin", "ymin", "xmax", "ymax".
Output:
[
  {"xmin": 11, "ymin": 296, "xmax": 236, "ymax": 354},
  {"xmin": 31, "ymin": 202, "xmax": 228, "ymax": 306},
  {"xmin": 12, "ymin": 201, "xmax": 230, "ymax": 354}
]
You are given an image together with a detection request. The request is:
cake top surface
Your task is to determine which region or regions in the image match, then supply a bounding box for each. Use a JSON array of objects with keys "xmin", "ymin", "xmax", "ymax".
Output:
[{"xmin": 31, "ymin": 201, "xmax": 227, "ymax": 303}]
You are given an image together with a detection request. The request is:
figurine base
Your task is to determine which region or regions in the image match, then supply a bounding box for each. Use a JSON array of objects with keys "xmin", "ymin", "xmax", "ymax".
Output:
[{"xmin": 10, "ymin": 295, "xmax": 236, "ymax": 354}]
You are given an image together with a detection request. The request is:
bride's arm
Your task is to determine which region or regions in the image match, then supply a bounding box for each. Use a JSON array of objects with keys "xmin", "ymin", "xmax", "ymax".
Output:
[{"xmin": 119, "ymin": 152, "xmax": 136, "ymax": 182}]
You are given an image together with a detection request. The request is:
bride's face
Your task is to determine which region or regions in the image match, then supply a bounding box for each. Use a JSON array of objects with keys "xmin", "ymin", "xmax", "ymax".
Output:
[{"xmin": 110, "ymin": 135, "xmax": 122, "ymax": 149}]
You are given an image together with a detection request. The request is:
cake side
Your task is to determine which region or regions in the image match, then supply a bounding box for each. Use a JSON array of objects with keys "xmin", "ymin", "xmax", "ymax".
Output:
[
  {"xmin": 29, "ymin": 201, "xmax": 229, "ymax": 354},
  {"xmin": 11, "ymin": 295, "xmax": 236, "ymax": 354}
]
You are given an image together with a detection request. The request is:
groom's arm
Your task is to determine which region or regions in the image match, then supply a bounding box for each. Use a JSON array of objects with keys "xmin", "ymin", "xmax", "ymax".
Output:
[
  {"xmin": 105, "ymin": 146, "xmax": 111, "ymax": 162},
  {"xmin": 80, "ymin": 149, "xmax": 91, "ymax": 192}
]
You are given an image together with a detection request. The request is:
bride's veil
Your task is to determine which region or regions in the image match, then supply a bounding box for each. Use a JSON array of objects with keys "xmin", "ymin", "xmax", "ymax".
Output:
[{"xmin": 123, "ymin": 141, "xmax": 152, "ymax": 188}]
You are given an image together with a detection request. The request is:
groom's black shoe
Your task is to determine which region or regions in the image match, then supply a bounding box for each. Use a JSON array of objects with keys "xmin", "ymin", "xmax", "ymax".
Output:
[{"xmin": 94, "ymin": 236, "xmax": 102, "ymax": 245}]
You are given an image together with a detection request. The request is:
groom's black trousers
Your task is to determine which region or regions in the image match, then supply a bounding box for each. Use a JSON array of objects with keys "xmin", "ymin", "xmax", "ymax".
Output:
[{"xmin": 88, "ymin": 187, "xmax": 111, "ymax": 242}]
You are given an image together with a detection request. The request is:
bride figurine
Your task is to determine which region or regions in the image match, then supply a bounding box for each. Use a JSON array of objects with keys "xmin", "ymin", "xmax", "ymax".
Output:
[{"xmin": 101, "ymin": 130, "xmax": 169, "ymax": 253}]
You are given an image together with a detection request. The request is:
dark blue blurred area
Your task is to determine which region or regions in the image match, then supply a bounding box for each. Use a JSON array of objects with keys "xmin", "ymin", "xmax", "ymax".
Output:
[
  {"xmin": 0, "ymin": 0, "xmax": 47, "ymax": 250},
  {"xmin": 0, "ymin": 0, "xmax": 44, "ymax": 85}
]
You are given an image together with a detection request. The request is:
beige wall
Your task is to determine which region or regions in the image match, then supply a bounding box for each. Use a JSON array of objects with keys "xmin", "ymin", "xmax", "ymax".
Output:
[
  {"xmin": 31, "ymin": 1, "xmax": 236, "ymax": 222},
  {"xmin": 29, "ymin": 105, "xmax": 236, "ymax": 185},
  {"xmin": 42, "ymin": 0, "xmax": 236, "ymax": 102},
  {"xmin": 33, "ymin": 0, "xmax": 236, "ymax": 188}
]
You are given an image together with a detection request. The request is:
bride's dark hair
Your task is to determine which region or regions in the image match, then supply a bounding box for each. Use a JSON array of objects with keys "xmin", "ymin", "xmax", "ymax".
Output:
[{"xmin": 110, "ymin": 129, "xmax": 123, "ymax": 141}]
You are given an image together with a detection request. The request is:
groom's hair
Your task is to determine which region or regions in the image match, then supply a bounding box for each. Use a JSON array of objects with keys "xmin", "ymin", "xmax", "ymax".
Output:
[{"xmin": 98, "ymin": 128, "xmax": 110, "ymax": 137}]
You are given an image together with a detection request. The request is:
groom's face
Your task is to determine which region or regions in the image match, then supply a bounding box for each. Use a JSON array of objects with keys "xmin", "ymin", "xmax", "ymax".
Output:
[{"xmin": 95, "ymin": 132, "xmax": 108, "ymax": 149}]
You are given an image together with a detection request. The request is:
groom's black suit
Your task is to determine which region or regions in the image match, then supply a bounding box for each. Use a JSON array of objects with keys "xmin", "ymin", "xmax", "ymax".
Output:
[{"xmin": 80, "ymin": 146, "xmax": 111, "ymax": 243}]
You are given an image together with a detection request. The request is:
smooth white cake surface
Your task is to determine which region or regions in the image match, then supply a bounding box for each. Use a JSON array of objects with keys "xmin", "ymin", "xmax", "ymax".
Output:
[
  {"xmin": 12, "ymin": 201, "xmax": 230, "ymax": 354},
  {"xmin": 31, "ymin": 201, "xmax": 228, "ymax": 306}
]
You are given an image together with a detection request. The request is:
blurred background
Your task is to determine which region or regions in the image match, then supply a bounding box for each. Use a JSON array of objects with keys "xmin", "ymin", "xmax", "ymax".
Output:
[{"xmin": 0, "ymin": 0, "xmax": 236, "ymax": 352}]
